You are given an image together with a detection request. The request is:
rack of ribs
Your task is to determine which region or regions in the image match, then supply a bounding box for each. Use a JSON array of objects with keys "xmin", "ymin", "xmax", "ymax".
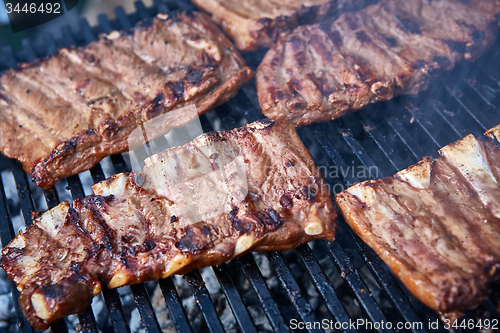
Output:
[
  {"xmin": 257, "ymin": 0, "xmax": 500, "ymax": 126},
  {"xmin": 0, "ymin": 11, "xmax": 253, "ymax": 189},
  {"xmin": 1, "ymin": 119, "xmax": 337, "ymax": 329},
  {"xmin": 190, "ymin": 0, "xmax": 374, "ymax": 51},
  {"xmin": 336, "ymin": 124, "xmax": 500, "ymax": 320}
]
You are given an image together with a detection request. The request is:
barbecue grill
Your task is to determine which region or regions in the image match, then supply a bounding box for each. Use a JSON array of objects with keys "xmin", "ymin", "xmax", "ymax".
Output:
[{"xmin": 1, "ymin": 1, "xmax": 499, "ymax": 332}]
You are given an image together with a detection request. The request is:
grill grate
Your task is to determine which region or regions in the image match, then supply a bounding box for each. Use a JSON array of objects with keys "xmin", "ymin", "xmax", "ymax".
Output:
[{"xmin": 0, "ymin": 1, "xmax": 499, "ymax": 332}]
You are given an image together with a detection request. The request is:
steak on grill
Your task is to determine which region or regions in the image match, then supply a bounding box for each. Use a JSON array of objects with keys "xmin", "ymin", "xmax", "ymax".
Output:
[
  {"xmin": 1, "ymin": 119, "xmax": 337, "ymax": 329},
  {"xmin": 0, "ymin": 11, "xmax": 253, "ymax": 189},
  {"xmin": 336, "ymin": 124, "xmax": 500, "ymax": 318},
  {"xmin": 190, "ymin": 0, "xmax": 374, "ymax": 51},
  {"xmin": 257, "ymin": 0, "xmax": 500, "ymax": 126}
]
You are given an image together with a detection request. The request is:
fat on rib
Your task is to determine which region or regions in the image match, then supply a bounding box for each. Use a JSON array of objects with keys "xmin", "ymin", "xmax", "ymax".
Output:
[
  {"xmin": 257, "ymin": 0, "xmax": 500, "ymax": 126},
  {"xmin": 190, "ymin": 0, "xmax": 375, "ymax": 51},
  {"xmin": 1, "ymin": 119, "xmax": 337, "ymax": 329},
  {"xmin": 336, "ymin": 124, "xmax": 500, "ymax": 319},
  {"xmin": 0, "ymin": 11, "xmax": 253, "ymax": 189}
]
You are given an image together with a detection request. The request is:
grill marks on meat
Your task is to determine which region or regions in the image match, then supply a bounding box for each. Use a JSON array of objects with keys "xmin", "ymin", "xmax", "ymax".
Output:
[
  {"xmin": 335, "ymin": 124, "xmax": 500, "ymax": 317},
  {"xmin": 256, "ymin": 0, "xmax": 500, "ymax": 126},
  {"xmin": 190, "ymin": 0, "xmax": 375, "ymax": 51},
  {"xmin": 0, "ymin": 11, "xmax": 253, "ymax": 189},
  {"xmin": 1, "ymin": 120, "xmax": 337, "ymax": 329}
]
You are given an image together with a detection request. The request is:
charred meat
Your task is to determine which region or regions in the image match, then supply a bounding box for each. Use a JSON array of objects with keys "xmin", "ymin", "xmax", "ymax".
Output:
[
  {"xmin": 257, "ymin": 0, "xmax": 500, "ymax": 126},
  {"xmin": 1, "ymin": 119, "xmax": 337, "ymax": 329},
  {"xmin": 336, "ymin": 124, "xmax": 500, "ymax": 318},
  {"xmin": 0, "ymin": 11, "xmax": 253, "ymax": 189},
  {"xmin": 190, "ymin": 0, "xmax": 374, "ymax": 51}
]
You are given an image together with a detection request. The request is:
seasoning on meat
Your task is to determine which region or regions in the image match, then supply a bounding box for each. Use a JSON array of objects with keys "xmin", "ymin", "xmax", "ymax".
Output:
[
  {"xmin": 335, "ymin": 124, "xmax": 500, "ymax": 319},
  {"xmin": 190, "ymin": 0, "xmax": 375, "ymax": 51},
  {"xmin": 0, "ymin": 11, "xmax": 253, "ymax": 189},
  {"xmin": 1, "ymin": 119, "xmax": 337, "ymax": 329},
  {"xmin": 257, "ymin": 0, "xmax": 500, "ymax": 126}
]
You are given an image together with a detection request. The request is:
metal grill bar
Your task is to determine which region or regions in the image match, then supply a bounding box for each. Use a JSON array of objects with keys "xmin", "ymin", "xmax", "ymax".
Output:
[
  {"xmin": 44, "ymin": 35, "xmax": 58, "ymax": 57},
  {"xmin": 383, "ymin": 115, "xmax": 430, "ymax": 160},
  {"xmin": 185, "ymin": 270, "xmax": 225, "ymax": 332},
  {"xmin": 0, "ymin": 162, "xmax": 33, "ymax": 333},
  {"xmin": 79, "ymin": 18, "xmax": 96, "ymax": 44},
  {"xmin": 354, "ymin": 112, "xmax": 410, "ymax": 171},
  {"xmin": 135, "ymin": 1, "xmax": 154, "ymax": 20},
  {"xmin": 303, "ymin": 124, "xmax": 430, "ymax": 332},
  {"xmin": 212, "ymin": 264, "xmax": 257, "ymax": 333},
  {"xmin": 237, "ymin": 255, "xmax": 290, "ymax": 333},
  {"xmin": 49, "ymin": 318, "xmax": 69, "ymax": 333},
  {"xmin": 265, "ymin": 252, "xmax": 321, "ymax": 333},
  {"xmin": 10, "ymin": 161, "xmax": 35, "ymax": 227},
  {"xmin": 335, "ymin": 119, "xmax": 386, "ymax": 176},
  {"xmin": 448, "ymin": 82, "xmax": 500, "ymax": 131},
  {"xmin": 428, "ymin": 99, "xmax": 477, "ymax": 138},
  {"xmin": 116, "ymin": 7, "xmax": 133, "ymax": 30},
  {"xmin": 66, "ymin": 172, "xmax": 100, "ymax": 333},
  {"xmin": 159, "ymin": 277, "xmax": 192, "ymax": 333},
  {"xmin": 89, "ymin": 165, "xmax": 132, "ymax": 333},
  {"xmin": 101, "ymin": 287, "xmax": 131, "ymax": 333},
  {"xmin": 295, "ymin": 244, "xmax": 356, "ymax": 333},
  {"xmin": 77, "ymin": 310, "xmax": 99, "ymax": 333},
  {"xmin": 210, "ymin": 101, "xmax": 383, "ymax": 332},
  {"xmin": 1, "ymin": 1, "xmax": 499, "ymax": 333},
  {"xmin": 98, "ymin": 14, "xmax": 114, "ymax": 33},
  {"xmin": 130, "ymin": 284, "xmax": 162, "ymax": 333},
  {"xmin": 326, "ymin": 241, "xmax": 393, "ymax": 333}
]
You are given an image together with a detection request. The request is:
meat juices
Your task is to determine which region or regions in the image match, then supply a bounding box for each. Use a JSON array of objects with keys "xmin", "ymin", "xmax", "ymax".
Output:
[
  {"xmin": 257, "ymin": 0, "xmax": 500, "ymax": 126},
  {"xmin": 1, "ymin": 120, "xmax": 337, "ymax": 329},
  {"xmin": 0, "ymin": 11, "xmax": 253, "ymax": 189}
]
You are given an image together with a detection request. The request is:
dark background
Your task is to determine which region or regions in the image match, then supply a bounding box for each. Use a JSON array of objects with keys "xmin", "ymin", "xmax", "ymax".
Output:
[{"xmin": 0, "ymin": 0, "xmax": 153, "ymax": 51}]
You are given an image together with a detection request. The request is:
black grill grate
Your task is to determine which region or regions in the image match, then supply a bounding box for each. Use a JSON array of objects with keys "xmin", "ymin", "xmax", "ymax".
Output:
[{"xmin": 0, "ymin": 1, "xmax": 499, "ymax": 332}]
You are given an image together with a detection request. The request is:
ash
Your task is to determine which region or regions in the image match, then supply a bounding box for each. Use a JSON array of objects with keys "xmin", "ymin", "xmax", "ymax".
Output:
[{"xmin": 0, "ymin": 269, "xmax": 15, "ymax": 330}]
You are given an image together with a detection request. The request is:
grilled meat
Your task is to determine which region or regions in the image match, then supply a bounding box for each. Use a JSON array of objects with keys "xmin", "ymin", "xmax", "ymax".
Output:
[
  {"xmin": 190, "ymin": 0, "xmax": 374, "ymax": 51},
  {"xmin": 335, "ymin": 125, "xmax": 500, "ymax": 317},
  {"xmin": 257, "ymin": 0, "xmax": 500, "ymax": 126},
  {"xmin": 0, "ymin": 11, "xmax": 253, "ymax": 189},
  {"xmin": 1, "ymin": 119, "xmax": 337, "ymax": 329}
]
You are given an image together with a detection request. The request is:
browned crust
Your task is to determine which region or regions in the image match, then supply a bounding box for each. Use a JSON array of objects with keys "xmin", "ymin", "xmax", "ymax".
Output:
[
  {"xmin": 485, "ymin": 124, "xmax": 500, "ymax": 142},
  {"xmin": 191, "ymin": 0, "xmax": 369, "ymax": 51},
  {"xmin": 256, "ymin": 0, "xmax": 500, "ymax": 126},
  {"xmin": 336, "ymin": 184, "xmax": 444, "ymax": 311},
  {"xmin": 2, "ymin": 119, "xmax": 336, "ymax": 329},
  {"xmin": 335, "ymin": 125, "xmax": 500, "ymax": 315},
  {"xmin": 0, "ymin": 11, "xmax": 254, "ymax": 189},
  {"xmin": 335, "ymin": 175, "xmax": 492, "ymax": 314},
  {"xmin": 191, "ymin": 0, "xmax": 273, "ymax": 51},
  {"xmin": 30, "ymin": 66, "xmax": 253, "ymax": 188}
]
